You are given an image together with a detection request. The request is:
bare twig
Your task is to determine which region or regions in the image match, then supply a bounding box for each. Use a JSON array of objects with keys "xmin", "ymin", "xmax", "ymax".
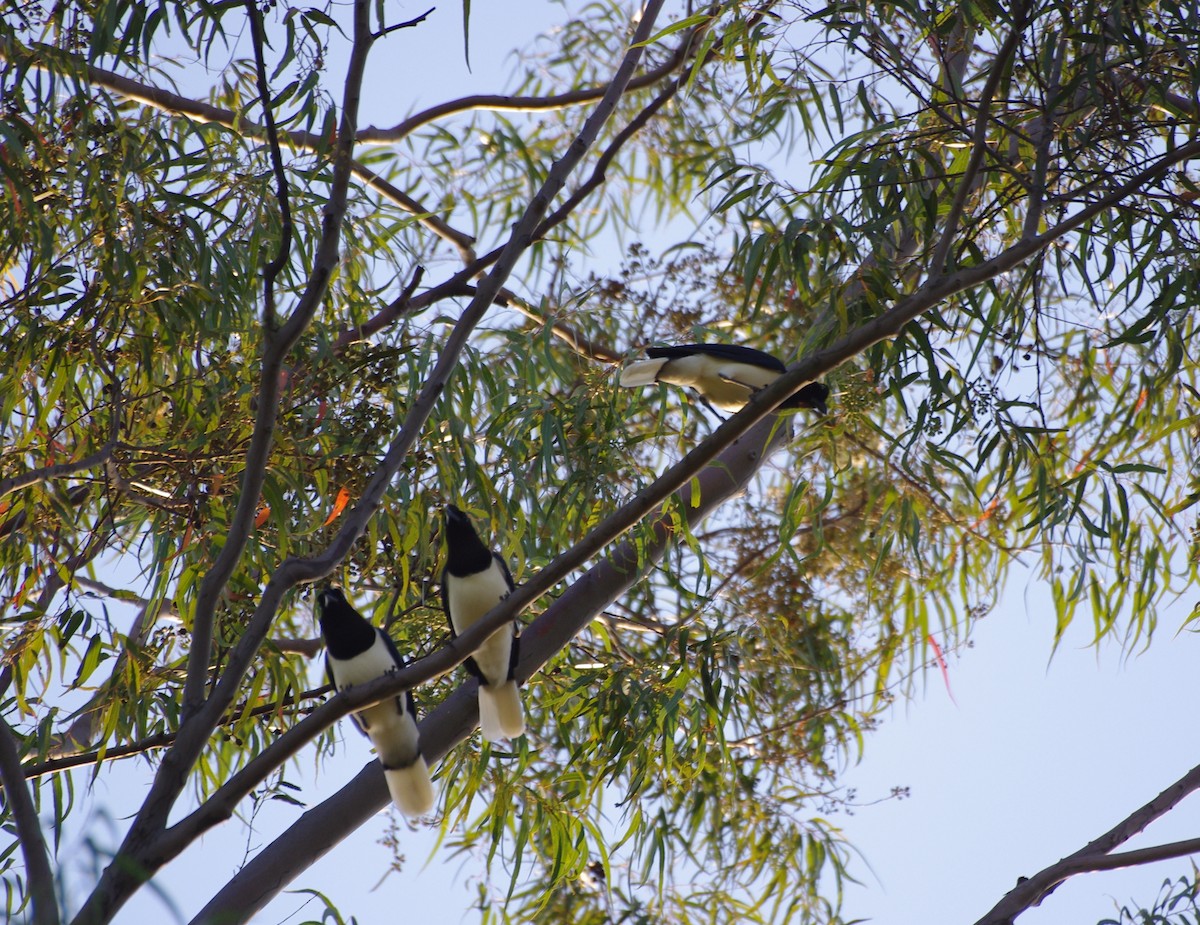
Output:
[
  {"xmin": 373, "ymin": 7, "xmax": 434, "ymax": 41},
  {"xmin": 332, "ymin": 264, "xmax": 425, "ymax": 349},
  {"xmin": 246, "ymin": 0, "xmax": 294, "ymax": 329},
  {"xmin": 974, "ymin": 761, "xmax": 1200, "ymax": 924},
  {"xmin": 928, "ymin": 0, "xmax": 1031, "ymax": 274},
  {"xmin": 0, "ymin": 716, "xmax": 60, "ymax": 925},
  {"xmin": 356, "ymin": 31, "xmax": 695, "ymax": 143}
]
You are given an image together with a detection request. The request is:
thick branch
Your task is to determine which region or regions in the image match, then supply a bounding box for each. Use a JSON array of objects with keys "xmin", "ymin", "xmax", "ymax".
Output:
[
  {"xmin": 68, "ymin": 6, "xmax": 668, "ymax": 922},
  {"xmin": 0, "ymin": 717, "xmax": 60, "ymax": 925},
  {"xmin": 190, "ymin": 412, "xmax": 790, "ymax": 925},
  {"xmin": 0, "ymin": 445, "xmax": 113, "ymax": 500},
  {"xmin": 72, "ymin": 5, "xmax": 380, "ymax": 924}
]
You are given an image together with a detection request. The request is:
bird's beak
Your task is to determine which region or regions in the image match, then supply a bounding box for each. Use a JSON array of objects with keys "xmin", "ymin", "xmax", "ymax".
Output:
[{"xmin": 444, "ymin": 504, "xmax": 466, "ymax": 523}]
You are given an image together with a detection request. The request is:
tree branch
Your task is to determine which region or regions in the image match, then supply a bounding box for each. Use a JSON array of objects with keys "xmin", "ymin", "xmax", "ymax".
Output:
[
  {"xmin": 68, "ymin": 5, "xmax": 669, "ymax": 922},
  {"xmin": 356, "ymin": 32, "xmax": 695, "ymax": 144},
  {"xmin": 71, "ymin": 5, "xmax": 381, "ymax": 923},
  {"xmin": 190, "ymin": 412, "xmax": 792, "ymax": 925},
  {"xmin": 974, "ymin": 761, "xmax": 1200, "ymax": 923},
  {"xmin": 180, "ymin": 0, "xmax": 378, "ymax": 714},
  {"xmin": 0, "ymin": 445, "xmax": 114, "ymax": 501},
  {"xmin": 928, "ymin": 0, "xmax": 1031, "ymax": 274},
  {"xmin": 22, "ymin": 682, "xmax": 328, "ymax": 781},
  {"xmin": 0, "ymin": 716, "xmax": 60, "ymax": 925},
  {"xmin": 373, "ymin": 7, "xmax": 434, "ymax": 41},
  {"xmin": 246, "ymin": 0, "xmax": 294, "ymax": 329}
]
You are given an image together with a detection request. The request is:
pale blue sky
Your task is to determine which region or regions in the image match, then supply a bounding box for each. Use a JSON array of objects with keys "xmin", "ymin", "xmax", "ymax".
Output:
[{"xmin": 45, "ymin": 2, "xmax": 1200, "ymax": 923}]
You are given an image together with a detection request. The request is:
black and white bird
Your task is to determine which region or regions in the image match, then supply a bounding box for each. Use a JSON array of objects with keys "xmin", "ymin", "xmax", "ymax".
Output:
[
  {"xmin": 619, "ymin": 343, "xmax": 829, "ymax": 415},
  {"xmin": 442, "ymin": 505, "xmax": 525, "ymax": 742},
  {"xmin": 317, "ymin": 587, "xmax": 435, "ymax": 817}
]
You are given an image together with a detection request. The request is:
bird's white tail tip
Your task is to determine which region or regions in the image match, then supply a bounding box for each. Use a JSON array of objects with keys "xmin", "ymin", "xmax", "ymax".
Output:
[
  {"xmin": 478, "ymin": 681, "xmax": 525, "ymax": 742},
  {"xmin": 385, "ymin": 759, "xmax": 435, "ymax": 818},
  {"xmin": 619, "ymin": 358, "xmax": 668, "ymax": 388}
]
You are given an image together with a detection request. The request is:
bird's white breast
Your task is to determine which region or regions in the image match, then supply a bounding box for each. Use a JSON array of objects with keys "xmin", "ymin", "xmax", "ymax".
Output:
[
  {"xmin": 447, "ymin": 560, "xmax": 513, "ymax": 685},
  {"xmin": 657, "ymin": 354, "xmax": 780, "ymax": 411},
  {"xmin": 328, "ymin": 632, "xmax": 396, "ymax": 689},
  {"xmin": 446, "ymin": 561, "xmax": 511, "ymax": 634}
]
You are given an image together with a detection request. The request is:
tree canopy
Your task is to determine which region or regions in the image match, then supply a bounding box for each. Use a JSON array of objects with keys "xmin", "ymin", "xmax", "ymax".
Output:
[{"xmin": 1, "ymin": 1, "xmax": 1198, "ymax": 924}]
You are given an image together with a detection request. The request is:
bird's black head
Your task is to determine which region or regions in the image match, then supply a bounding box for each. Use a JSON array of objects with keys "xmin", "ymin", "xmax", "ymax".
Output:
[
  {"xmin": 788, "ymin": 382, "xmax": 830, "ymax": 416},
  {"xmin": 443, "ymin": 504, "xmax": 492, "ymax": 572},
  {"xmin": 316, "ymin": 586, "xmax": 377, "ymax": 657},
  {"xmin": 317, "ymin": 586, "xmax": 348, "ymax": 615},
  {"xmin": 317, "ymin": 587, "xmax": 365, "ymax": 633}
]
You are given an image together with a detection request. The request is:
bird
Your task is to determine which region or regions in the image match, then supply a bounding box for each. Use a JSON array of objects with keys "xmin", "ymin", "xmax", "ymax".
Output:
[
  {"xmin": 317, "ymin": 587, "xmax": 435, "ymax": 818},
  {"xmin": 441, "ymin": 505, "xmax": 525, "ymax": 741},
  {"xmin": 618, "ymin": 343, "xmax": 829, "ymax": 415}
]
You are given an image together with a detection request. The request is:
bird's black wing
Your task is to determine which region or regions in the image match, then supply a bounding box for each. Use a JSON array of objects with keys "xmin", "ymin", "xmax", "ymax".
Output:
[
  {"xmin": 377, "ymin": 627, "xmax": 413, "ymax": 717},
  {"xmin": 492, "ymin": 551, "xmax": 515, "ymax": 592},
  {"xmin": 493, "ymin": 552, "xmax": 520, "ymax": 683},
  {"xmin": 646, "ymin": 343, "xmax": 785, "ymax": 372},
  {"xmin": 440, "ymin": 566, "xmax": 456, "ymax": 639}
]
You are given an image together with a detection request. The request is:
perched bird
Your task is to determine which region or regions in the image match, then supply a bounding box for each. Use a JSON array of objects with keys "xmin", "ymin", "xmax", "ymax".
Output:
[
  {"xmin": 442, "ymin": 505, "xmax": 525, "ymax": 741},
  {"xmin": 619, "ymin": 343, "xmax": 829, "ymax": 415},
  {"xmin": 317, "ymin": 587, "xmax": 435, "ymax": 817}
]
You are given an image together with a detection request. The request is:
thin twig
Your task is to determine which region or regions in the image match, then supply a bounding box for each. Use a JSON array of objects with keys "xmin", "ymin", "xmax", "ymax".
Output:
[
  {"xmin": 357, "ymin": 31, "xmax": 695, "ymax": 143},
  {"xmin": 928, "ymin": 0, "xmax": 1031, "ymax": 274},
  {"xmin": 246, "ymin": 0, "xmax": 294, "ymax": 329},
  {"xmin": 22, "ymin": 683, "xmax": 329, "ymax": 780},
  {"xmin": 372, "ymin": 7, "xmax": 434, "ymax": 41},
  {"xmin": 974, "ymin": 761, "xmax": 1200, "ymax": 924}
]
